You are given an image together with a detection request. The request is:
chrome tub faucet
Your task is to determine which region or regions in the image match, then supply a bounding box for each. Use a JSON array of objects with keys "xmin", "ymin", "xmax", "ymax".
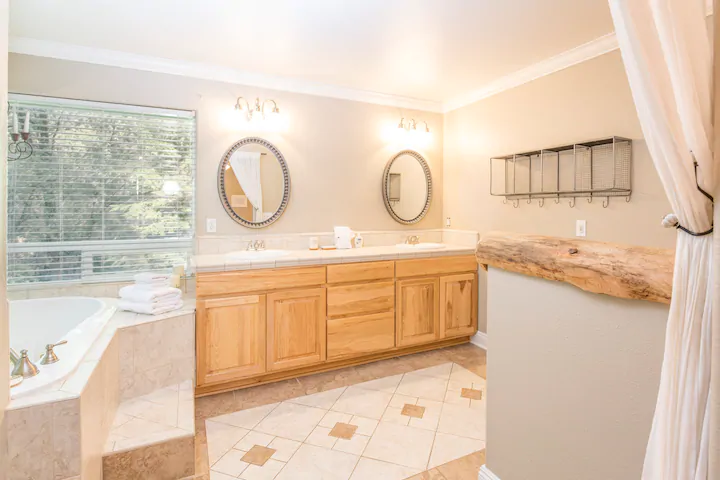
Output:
[{"xmin": 10, "ymin": 348, "xmax": 39, "ymax": 378}]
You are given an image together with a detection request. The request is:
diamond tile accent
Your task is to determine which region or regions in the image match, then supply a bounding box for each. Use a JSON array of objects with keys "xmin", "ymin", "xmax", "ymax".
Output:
[
  {"xmin": 460, "ymin": 388, "xmax": 483, "ymax": 400},
  {"xmin": 401, "ymin": 404, "xmax": 426, "ymax": 419},
  {"xmin": 241, "ymin": 445, "xmax": 276, "ymax": 466},
  {"xmin": 329, "ymin": 422, "xmax": 358, "ymax": 440}
]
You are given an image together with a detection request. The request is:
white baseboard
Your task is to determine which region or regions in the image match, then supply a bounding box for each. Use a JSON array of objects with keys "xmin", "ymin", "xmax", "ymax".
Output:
[
  {"xmin": 479, "ymin": 465, "xmax": 501, "ymax": 480},
  {"xmin": 470, "ymin": 331, "xmax": 487, "ymax": 350}
]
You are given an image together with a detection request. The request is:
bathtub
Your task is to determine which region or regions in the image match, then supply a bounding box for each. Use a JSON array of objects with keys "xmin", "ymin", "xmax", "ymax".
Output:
[{"xmin": 9, "ymin": 296, "xmax": 117, "ymax": 398}]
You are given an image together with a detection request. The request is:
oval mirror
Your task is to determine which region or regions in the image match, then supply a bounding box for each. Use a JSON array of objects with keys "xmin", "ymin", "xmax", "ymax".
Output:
[
  {"xmin": 218, "ymin": 137, "xmax": 290, "ymax": 228},
  {"xmin": 382, "ymin": 150, "xmax": 432, "ymax": 224}
]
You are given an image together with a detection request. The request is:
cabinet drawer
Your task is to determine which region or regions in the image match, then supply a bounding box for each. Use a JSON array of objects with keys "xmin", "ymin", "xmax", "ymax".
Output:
[
  {"xmin": 396, "ymin": 255, "xmax": 476, "ymax": 278},
  {"xmin": 327, "ymin": 261, "xmax": 394, "ymax": 284},
  {"xmin": 327, "ymin": 312, "xmax": 395, "ymax": 359},
  {"xmin": 197, "ymin": 266, "xmax": 326, "ymax": 297},
  {"xmin": 327, "ymin": 281, "xmax": 395, "ymax": 317}
]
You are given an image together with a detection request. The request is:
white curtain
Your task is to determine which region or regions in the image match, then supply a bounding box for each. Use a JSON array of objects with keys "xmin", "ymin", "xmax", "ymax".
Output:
[
  {"xmin": 230, "ymin": 151, "xmax": 263, "ymax": 222},
  {"xmin": 608, "ymin": 0, "xmax": 715, "ymax": 478}
]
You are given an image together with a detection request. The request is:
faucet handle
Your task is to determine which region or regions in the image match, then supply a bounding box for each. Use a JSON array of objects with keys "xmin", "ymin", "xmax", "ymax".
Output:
[{"xmin": 40, "ymin": 340, "xmax": 67, "ymax": 365}]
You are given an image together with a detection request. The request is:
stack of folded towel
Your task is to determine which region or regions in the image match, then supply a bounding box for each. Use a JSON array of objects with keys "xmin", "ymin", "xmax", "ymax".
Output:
[{"xmin": 118, "ymin": 273, "xmax": 183, "ymax": 315}]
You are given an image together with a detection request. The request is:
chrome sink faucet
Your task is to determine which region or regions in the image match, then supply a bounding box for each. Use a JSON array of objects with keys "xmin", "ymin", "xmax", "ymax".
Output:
[
  {"xmin": 405, "ymin": 235, "xmax": 420, "ymax": 245},
  {"xmin": 246, "ymin": 239, "xmax": 266, "ymax": 251}
]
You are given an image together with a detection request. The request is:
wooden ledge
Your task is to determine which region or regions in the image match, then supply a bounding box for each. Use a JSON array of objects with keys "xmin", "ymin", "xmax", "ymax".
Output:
[{"xmin": 475, "ymin": 231, "xmax": 674, "ymax": 304}]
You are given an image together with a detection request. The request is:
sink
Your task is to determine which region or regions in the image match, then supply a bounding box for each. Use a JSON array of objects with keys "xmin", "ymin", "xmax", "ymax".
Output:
[
  {"xmin": 395, "ymin": 242, "xmax": 446, "ymax": 250},
  {"xmin": 226, "ymin": 250, "xmax": 289, "ymax": 261}
]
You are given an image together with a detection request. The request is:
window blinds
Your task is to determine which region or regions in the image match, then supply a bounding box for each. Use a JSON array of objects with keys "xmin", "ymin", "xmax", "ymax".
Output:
[{"xmin": 7, "ymin": 94, "xmax": 196, "ymax": 285}]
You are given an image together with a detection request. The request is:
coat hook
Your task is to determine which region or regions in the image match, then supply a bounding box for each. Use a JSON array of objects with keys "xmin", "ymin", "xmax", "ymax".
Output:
[
  {"xmin": 512, "ymin": 199, "xmax": 519, "ymax": 208},
  {"xmin": 502, "ymin": 198, "xmax": 507, "ymax": 204},
  {"xmin": 625, "ymin": 195, "xmax": 631, "ymax": 203},
  {"xmin": 527, "ymin": 198, "xmax": 532, "ymax": 204},
  {"xmin": 554, "ymin": 196, "xmax": 560, "ymax": 204},
  {"xmin": 538, "ymin": 198, "xmax": 544, "ymax": 207},
  {"xmin": 587, "ymin": 197, "xmax": 593, "ymax": 204},
  {"xmin": 569, "ymin": 197, "xmax": 576, "ymax": 208},
  {"xmin": 603, "ymin": 197, "xmax": 610, "ymax": 208}
]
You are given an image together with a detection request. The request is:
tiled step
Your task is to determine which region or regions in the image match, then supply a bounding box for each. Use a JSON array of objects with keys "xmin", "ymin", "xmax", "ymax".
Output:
[{"xmin": 102, "ymin": 380, "xmax": 195, "ymax": 480}]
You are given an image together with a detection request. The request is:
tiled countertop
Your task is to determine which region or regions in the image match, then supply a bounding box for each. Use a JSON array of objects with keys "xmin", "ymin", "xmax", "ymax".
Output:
[{"xmin": 192, "ymin": 244, "xmax": 476, "ymax": 273}]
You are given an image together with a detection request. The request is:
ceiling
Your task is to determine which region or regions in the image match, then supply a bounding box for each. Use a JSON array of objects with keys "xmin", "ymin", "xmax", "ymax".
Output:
[{"xmin": 9, "ymin": 0, "xmax": 615, "ymax": 107}]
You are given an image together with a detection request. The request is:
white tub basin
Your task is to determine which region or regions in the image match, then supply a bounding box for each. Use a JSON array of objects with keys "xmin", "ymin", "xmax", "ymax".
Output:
[
  {"xmin": 226, "ymin": 250, "xmax": 289, "ymax": 261},
  {"xmin": 395, "ymin": 243, "xmax": 446, "ymax": 250}
]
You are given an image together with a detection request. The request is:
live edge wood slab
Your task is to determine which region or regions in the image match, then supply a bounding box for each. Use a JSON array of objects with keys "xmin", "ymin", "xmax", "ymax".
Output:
[{"xmin": 475, "ymin": 231, "xmax": 674, "ymax": 304}]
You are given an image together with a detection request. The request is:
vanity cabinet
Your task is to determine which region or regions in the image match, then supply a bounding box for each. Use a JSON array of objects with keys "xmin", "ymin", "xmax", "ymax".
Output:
[
  {"xmin": 267, "ymin": 288, "xmax": 327, "ymax": 372},
  {"xmin": 195, "ymin": 255, "xmax": 478, "ymax": 396},
  {"xmin": 196, "ymin": 295, "xmax": 266, "ymax": 386}
]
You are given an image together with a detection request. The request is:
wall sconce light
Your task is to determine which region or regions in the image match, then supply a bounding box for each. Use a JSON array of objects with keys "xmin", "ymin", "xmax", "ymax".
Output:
[
  {"xmin": 8, "ymin": 106, "xmax": 33, "ymax": 161},
  {"xmin": 397, "ymin": 117, "xmax": 430, "ymax": 134},
  {"xmin": 235, "ymin": 97, "xmax": 280, "ymax": 122}
]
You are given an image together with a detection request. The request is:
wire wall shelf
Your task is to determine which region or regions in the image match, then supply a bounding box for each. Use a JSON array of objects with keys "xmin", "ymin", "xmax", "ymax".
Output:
[{"xmin": 490, "ymin": 136, "xmax": 632, "ymax": 208}]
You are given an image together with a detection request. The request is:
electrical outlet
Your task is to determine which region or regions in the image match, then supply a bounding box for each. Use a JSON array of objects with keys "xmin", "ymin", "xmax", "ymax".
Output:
[
  {"xmin": 206, "ymin": 218, "xmax": 217, "ymax": 233},
  {"xmin": 576, "ymin": 220, "xmax": 587, "ymax": 237},
  {"xmin": 446, "ymin": 217, "xmax": 451, "ymax": 227}
]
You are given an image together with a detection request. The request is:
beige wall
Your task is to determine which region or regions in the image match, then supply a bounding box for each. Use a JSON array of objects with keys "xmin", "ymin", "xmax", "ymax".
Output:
[
  {"xmin": 443, "ymin": 51, "xmax": 673, "ymax": 249},
  {"xmin": 487, "ymin": 268, "xmax": 667, "ymax": 480},
  {"xmin": 444, "ymin": 51, "xmax": 675, "ymax": 333},
  {"xmin": 8, "ymin": 54, "xmax": 444, "ymax": 236}
]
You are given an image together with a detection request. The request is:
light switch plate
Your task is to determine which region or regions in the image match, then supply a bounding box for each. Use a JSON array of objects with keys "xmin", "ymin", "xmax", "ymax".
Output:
[
  {"xmin": 206, "ymin": 218, "xmax": 217, "ymax": 233},
  {"xmin": 446, "ymin": 217, "xmax": 451, "ymax": 227},
  {"xmin": 576, "ymin": 220, "xmax": 587, "ymax": 237}
]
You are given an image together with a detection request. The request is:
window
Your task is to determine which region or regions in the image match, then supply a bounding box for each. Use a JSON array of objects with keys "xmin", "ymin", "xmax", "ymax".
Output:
[{"xmin": 7, "ymin": 95, "xmax": 196, "ymax": 285}]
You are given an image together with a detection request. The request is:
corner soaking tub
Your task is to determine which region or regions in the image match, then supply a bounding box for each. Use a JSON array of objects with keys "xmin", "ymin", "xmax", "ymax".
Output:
[{"xmin": 9, "ymin": 296, "xmax": 116, "ymax": 398}]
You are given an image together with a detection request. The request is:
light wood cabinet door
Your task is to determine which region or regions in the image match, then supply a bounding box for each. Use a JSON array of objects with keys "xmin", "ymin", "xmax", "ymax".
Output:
[
  {"xmin": 440, "ymin": 273, "xmax": 477, "ymax": 339},
  {"xmin": 267, "ymin": 287, "xmax": 327, "ymax": 372},
  {"xmin": 396, "ymin": 277, "xmax": 440, "ymax": 347},
  {"xmin": 197, "ymin": 295, "xmax": 266, "ymax": 387}
]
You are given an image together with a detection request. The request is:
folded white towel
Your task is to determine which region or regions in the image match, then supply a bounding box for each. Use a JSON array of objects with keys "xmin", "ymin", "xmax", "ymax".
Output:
[
  {"xmin": 119, "ymin": 299, "xmax": 183, "ymax": 315},
  {"xmin": 134, "ymin": 272, "xmax": 171, "ymax": 285},
  {"xmin": 119, "ymin": 285, "xmax": 181, "ymax": 303}
]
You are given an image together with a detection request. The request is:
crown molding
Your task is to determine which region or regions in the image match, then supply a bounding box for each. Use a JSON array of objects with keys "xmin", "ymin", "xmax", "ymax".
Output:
[
  {"xmin": 442, "ymin": 32, "xmax": 619, "ymax": 112},
  {"xmin": 9, "ymin": 36, "xmax": 444, "ymax": 113}
]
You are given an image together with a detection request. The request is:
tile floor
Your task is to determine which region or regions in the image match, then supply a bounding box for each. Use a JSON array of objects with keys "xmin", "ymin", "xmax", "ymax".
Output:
[
  {"xmin": 193, "ymin": 343, "xmax": 487, "ymax": 480},
  {"xmin": 205, "ymin": 362, "xmax": 485, "ymax": 479},
  {"xmin": 105, "ymin": 379, "xmax": 195, "ymax": 453}
]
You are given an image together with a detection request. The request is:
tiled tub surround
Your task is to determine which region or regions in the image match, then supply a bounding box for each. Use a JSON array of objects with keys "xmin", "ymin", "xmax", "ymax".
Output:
[
  {"xmin": 205, "ymin": 362, "xmax": 486, "ymax": 480},
  {"xmin": 6, "ymin": 299, "xmax": 196, "ymax": 480},
  {"xmin": 195, "ymin": 229, "xmax": 480, "ymax": 255}
]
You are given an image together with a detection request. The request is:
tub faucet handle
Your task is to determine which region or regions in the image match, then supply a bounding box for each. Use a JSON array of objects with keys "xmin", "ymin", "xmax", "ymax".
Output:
[
  {"xmin": 40, "ymin": 340, "xmax": 67, "ymax": 365},
  {"xmin": 11, "ymin": 349, "xmax": 39, "ymax": 378}
]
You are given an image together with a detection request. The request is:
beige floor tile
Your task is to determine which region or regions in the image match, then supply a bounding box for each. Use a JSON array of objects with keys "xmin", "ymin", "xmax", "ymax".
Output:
[
  {"xmin": 211, "ymin": 470, "xmax": 240, "ymax": 480},
  {"xmin": 254, "ymin": 402, "xmax": 327, "ymax": 442},
  {"xmin": 240, "ymin": 458, "xmax": 286, "ymax": 480},
  {"xmin": 435, "ymin": 450, "xmax": 485, "ymax": 480},
  {"xmin": 333, "ymin": 433, "xmax": 369, "ymax": 455},
  {"xmin": 362, "ymin": 422, "xmax": 436, "ymax": 469},
  {"xmin": 388, "ymin": 393, "xmax": 418, "ymax": 408},
  {"xmin": 446, "ymin": 379, "xmax": 474, "ymax": 392},
  {"xmin": 401, "ymin": 404, "xmax": 426, "ymax": 419},
  {"xmin": 354, "ymin": 374, "xmax": 404, "ymax": 393},
  {"xmin": 428, "ymin": 432, "xmax": 485, "ymax": 469},
  {"xmin": 410, "ymin": 363, "xmax": 453, "ymax": 380},
  {"xmin": 275, "ymin": 443, "xmax": 359, "ymax": 480},
  {"xmin": 286, "ymin": 387, "xmax": 347, "ymax": 410},
  {"xmin": 205, "ymin": 421, "xmax": 251, "ymax": 465},
  {"xmin": 437, "ymin": 404, "xmax": 485, "ymax": 441},
  {"xmin": 396, "ymin": 374, "xmax": 448, "ymax": 402},
  {"xmin": 211, "ymin": 403, "xmax": 279, "ymax": 430},
  {"xmin": 212, "ymin": 449, "xmax": 250, "ymax": 477},
  {"xmin": 320, "ymin": 411, "xmax": 353, "ymax": 428},
  {"xmin": 443, "ymin": 390, "xmax": 470, "ymax": 407},
  {"xmin": 460, "ymin": 388, "xmax": 483, "ymax": 400},
  {"xmin": 306, "ymin": 426, "xmax": 338, "ymax": 448},
  {"xmin": 234, "ymin": 431, "xmax": 275, "ymax": 452},
  {"xmin": 409, "ymin": 399, "xmax": 443, "ymax": 431},
  {"xmin": 267, "ymin": 437, "xmax": 302, "ymax": 462},
  {"xmin": 329, "ymin": 422, "xmax": 358, "ymax": 440},
  {"xmin": 332, "ymin": 386, "xmax": 393, "ymax": 419},
  {"xmin": 349, "ymin": 416, "xmax": 379, "ymax": 436},
  {"xmin": 470, "ymin": 399, "xmax": 486, "ymax": 410},
  {"xmin": 381, "ymin": 406, "xmax": 410, "ymax": 426},
  {"xmin": 405, "ymin": 468, "xmax": 447, "ymax": 480},
  {"xmin": 349, "ymin": 457, "xmax": 422, "ymax": 480},
  {"xmin": 449, "ymin": 364, "xmax": 484, "ymax": 384}
]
